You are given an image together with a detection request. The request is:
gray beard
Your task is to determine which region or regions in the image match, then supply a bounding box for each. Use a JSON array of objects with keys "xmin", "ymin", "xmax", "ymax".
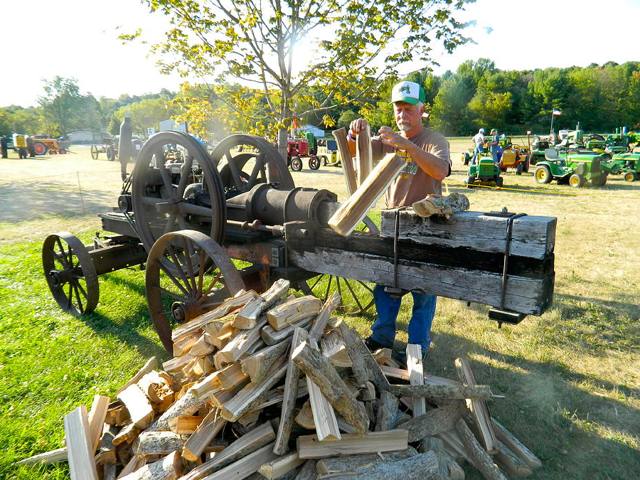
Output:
[{"xmin": 398, "ymin": 123, "xmax": 412, "ymax": 132}]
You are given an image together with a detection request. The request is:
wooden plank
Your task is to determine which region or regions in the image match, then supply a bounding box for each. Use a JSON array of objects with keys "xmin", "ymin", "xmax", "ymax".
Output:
[
  {"xmin": 492, "ymin": 418, "xmax": 542, "ymax": 469},
  {"xmin": 119, "ymin": 451, "xmax": 181, "ymax": 480},
  {"xmin": 117, "ymin": 357, "xmax": 159, "ymax": 394},
  {"xmin": 241, "ymin": 341, "xmax": 289, "ymax": 383},
  {"xmin": 274, "ymin": 328, "xmax": 307, "ymax": 455},
  {"xmin": 117, "ymin": 385, "xmax": 155, "ymax": 429},
  {"xmin": 389, "ymin": 383, "xmax": 492, "ymax": 400},
  {"xmin": 332, "ymin": 128, "xmax": 358, "ymax": 195},
  {"xmin": 258, "ymin": 452, "xmax": 305, "ymax": 479},
  {"xmin": 221, "ymin": 363, "xmax": 287, "ymax": 421},
  {"xmin": 406, "ymin": 344, "xmax": 426, "ymax": 417},
  {"xmin": 456, "ymin": 419, "xmax": 508, "ymax": 480},
  {"xmin": 396, "ymin": 402, "xmax": 465, "ymax": 442},
  {"xmin": 261, "ymin": 317, "xmax": 312, "ymax": 345},
  {"xmin": 64, "ymin": 406, "xmax": 98, "ymax": 480},
  {"xmin": 181, "ymin": 423, "xmax": 275, "ymax": 480},
  {"xmin": 182, "ymin": 409, "xmax": 227, "ymax": 462},
  {"xmin": 380, "ymin": 209, "xmax": 556, "ymax": 260},
  {"xmin": 328, "ymin": 152, "xmax": 405, "ymax": 236},
  {"xmin": 292, "ymin": 341, "xmax": 369, "ymax": 434},
  {"xmin": 267, "ymin": 296, "xmax": 322, "ymax": 331},
  {"xmin": 356, "ymin": 123, "xmax": 373, "ymax": 185},
  {"xmin": 455, "ymin": 356, "xmax": 497, "ymax": 454},
  {"xmin": 288, "ymin": 247, "xmax": 552, "ymax": 315},
  {"xmin": 297, "ymin": 430, "xmax": 408, "ymax": 459},
  {"xmin": 199, "ymin": 442, "xmax": 278, "ymax": 480}
]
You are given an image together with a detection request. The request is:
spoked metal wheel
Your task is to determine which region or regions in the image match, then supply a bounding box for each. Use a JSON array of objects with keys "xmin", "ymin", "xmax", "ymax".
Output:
[
  {"xmin": 212, "ymin": 134, "xmax": 294, "ymax": 196},
  {"xmin": 146, "ymin": 230, "xmax": 245, "ymax": 352},
  {"xmin": 90, "ymin": 144, "xmax": 99, "ymax": 160},
  {"xmin": 42, "ymin": 232, "xmax": 99, "ymax": 315},
  {"xmin": 132, "ymin": 131, "xmax": 227, "ymax": 253},
  {"xmin": 301, "ymin": 274, "xmax": 375, "ymax": 316}
]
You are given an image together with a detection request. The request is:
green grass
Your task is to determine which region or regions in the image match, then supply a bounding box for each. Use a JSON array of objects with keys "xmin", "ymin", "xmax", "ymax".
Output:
[{"xmin": 1, "ymin": 149, "xmax": 639, "ymax": 478}]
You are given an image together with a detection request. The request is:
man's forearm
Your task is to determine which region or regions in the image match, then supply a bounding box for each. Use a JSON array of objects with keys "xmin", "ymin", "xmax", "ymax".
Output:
[{"xmin": 405, "ymin": 143, "xmax": 449, "ymax": 180}]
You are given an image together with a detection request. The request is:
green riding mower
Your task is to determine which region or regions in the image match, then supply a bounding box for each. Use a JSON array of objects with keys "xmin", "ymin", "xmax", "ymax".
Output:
[
  {"xmin": 465, "ymin": 156, "xmax": 504, "ymax": 187},
  {"xmin": 604, "ymin": 153, "xmax": 640, "ymax": 181},
  {"xmin": 534, "ymin": 148, "xmax": 607, "ymax": 187}
]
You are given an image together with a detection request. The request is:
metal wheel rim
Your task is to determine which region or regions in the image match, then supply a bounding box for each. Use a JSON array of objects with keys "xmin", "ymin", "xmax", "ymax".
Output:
[
  {"xmin": 90, "ymin": 144, "xmax": 99, "ymax": 160},
  {"xmin": 42, "ymin": 232, "xmax": 99, "ymax": 315},
  {"xmin": 145, "ymin": 229, "xmax": 245, "ymax": 352},
  {"xmin": 132, "ymin": 131, "xmax": 227, "ymax": 254},
  {"xmin": 303, "ymin": 274, "xmax": 374, "ymax": 316}
]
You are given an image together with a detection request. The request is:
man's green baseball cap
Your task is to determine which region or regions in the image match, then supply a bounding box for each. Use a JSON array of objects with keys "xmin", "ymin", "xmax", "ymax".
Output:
[{"xmin": 391, "ymin": 81, "xmax": 426, "ymax": 105}]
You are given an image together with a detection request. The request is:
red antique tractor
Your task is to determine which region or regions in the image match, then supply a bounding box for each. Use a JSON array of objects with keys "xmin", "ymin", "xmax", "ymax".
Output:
[{"xmin": 287, "ymin": 137, "xmax": 320, "ymax": 171}]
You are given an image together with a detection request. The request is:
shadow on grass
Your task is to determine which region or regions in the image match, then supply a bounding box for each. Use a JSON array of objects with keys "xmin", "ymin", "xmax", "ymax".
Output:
[{"xmin": 427, "ymin": 332, "xmax": 640, "ymax": 479}]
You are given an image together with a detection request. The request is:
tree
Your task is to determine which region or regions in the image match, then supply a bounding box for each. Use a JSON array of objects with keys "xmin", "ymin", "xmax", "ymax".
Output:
[
  {"xmin": 430, "ymin": 74, "xmax": 475, "ymax": 135},
  {"xmin": 127, "ymin": 0, "xmax": 471, "ymax": 158},
  {"xmin": 38, "ymin": 77, "xmax": 102, "ymax": 135}
]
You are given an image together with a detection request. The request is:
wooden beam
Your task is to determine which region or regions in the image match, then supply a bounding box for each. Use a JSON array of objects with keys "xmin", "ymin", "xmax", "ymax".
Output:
[
  {"xmin": 273, "ymin": 328, "xmax": 306, "ymax": 455},
  {"xmin": 455, "ymin": 356, "xmax": 497, "ymax": 454},
  {"xmin": 328, "ymin": 152, "xmax": 405, "ymax": 236},
  {"xmin": 456, "ymin": 419, "xmax": 508, "ymax": 480},
  {"xmin": 180, "ymin": 423, "xmax": 275, "ymax": 480},
  {"xmin": 380, "ymin": 209, "xmax": 556, "ymax": 260},
  {"xmin": 292, "ymin": 340, "xmax": 369, "ymax": 434},
  {"xmin": 356, "ymin": 123, "xmax": 373, "ymax": 185},
  {"xmin": 64, "ymin": 406, "xmax": 98, "ymax": 480},
  {"xmin": 241, "ymin": 341, "xmax": 289, "ymax": 383},
  {"xmin": 389, "ymin": 383, "xmax": 493, "ymax": 400},
  {"xmin": 258, "ymin": 452, "xmax": 305, "ymax": 479},
  {"xmin": 332, "ymin": 128, "xmax": 358, "ymax": 195},
  {"xmin": 297, "ymin": 430, "xmax": 408, "ymax": 459},
  {"xmin": 396, "ymin": 402, "xmax": 465, "ymax": 443},
  {"xmin": 406, "ymin": 344, "xmax": 426, "ymax": 417},
  {"xmin": 117, "ymin": 385, "xmax": 155, "ymax": 429}
]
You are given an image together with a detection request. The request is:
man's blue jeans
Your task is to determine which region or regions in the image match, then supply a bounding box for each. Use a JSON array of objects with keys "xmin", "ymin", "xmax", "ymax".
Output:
[{"xmin": 371, "ymin": 285, "xmax": 437, "ymax": 352}]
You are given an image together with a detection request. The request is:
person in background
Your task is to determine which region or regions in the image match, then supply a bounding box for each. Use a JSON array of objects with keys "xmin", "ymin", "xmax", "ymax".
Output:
[
  {"xmin": 472, "ymin": 128, "xmax": 485, "ymax": 164},
  {"xmin": 0, "ymin": 136, "xmax": 8, "ymax": 159},
  {"xmin": 347, "ymin": 80, "xmax": 451, "ymax": 364},
  {"xmin": 489, "ymin": 128, "xmax": 501, "ymax": 163}
]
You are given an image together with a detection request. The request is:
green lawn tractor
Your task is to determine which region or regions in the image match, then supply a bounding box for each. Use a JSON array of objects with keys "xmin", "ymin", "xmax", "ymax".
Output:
[
  {"xmin": 465, "ymin": 156, "xmax": 504, "ymax": 187},
  {"xmin": 534, "ymin": 148, "xmax": 606, "ymax": 187},
  {"xmin": 528, "ymin": 135, "xmax": 551, "ymax": 165},
  {"xmin": 605, "ymin": 153, "xmax": 640, "ymax": 181}
]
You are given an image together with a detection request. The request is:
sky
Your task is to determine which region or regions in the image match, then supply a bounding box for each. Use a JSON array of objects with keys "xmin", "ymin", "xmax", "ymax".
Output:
[{"xmin": 1, "ymin": 0, "xmax": 640, "ymax": 108}]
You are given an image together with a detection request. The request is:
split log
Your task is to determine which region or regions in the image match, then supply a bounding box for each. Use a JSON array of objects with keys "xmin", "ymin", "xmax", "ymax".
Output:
[
  {"xmin": 198, "ymin": 442, "xmax": 278, "ymax": 480},
  {"xmin": 119, "ymin": 451, "xmax": 181, "ymax": 480},
  {"xmin": 106, "ymin": 402, "xmax": 131, "ymax": 426},
  {"xmin": 292, "ymin": 341, "xmax": 369, "ymax": 433},
  {"xmin": 173, "ymin": 332, "xmax": 200, "ymax": 357},
  {"xmin": 234, "ymin": 279, "xmax": 290, "ymax": 329},
  {"xmin": 15, "ymin": 447, "xmax": 67, "ymax": 466},
  {"xmin": 241, "ymin": 341, "xmax": 289, "ymax": 383},
  {"xmin": 456, "ymin": 419, "xmax": 507, "ymax": 480},
  {"xmin": 494, "ymin": 440, "xmax": 533, "ymax": 478},
  {"xmin": 356, "ymin": 123, "xmax": 373, "ymax": 185},
  {"xmin": 182, "ymin": 409, "xmax": 226, "ymax": 462},
  {"xmin": 104, "ymin": 463, "xmax": 117, "ymax": 480},
  {"xmin": 315, "ymin": 448, "xmax": 417, "ymax": 475},
  {"xmin": 337, "ymin": 322, "xmax": 390, "ymax": 392},
  {"xmin": 406, "ymin": 344, "xmax": 426, "ymax": 417},
  {"xmin": 181, "ymin": 422, "xmax": 275, "ymax": 480},
  {"xmin": 207, "ymin": 322, "xmax": 235, "ymax": 349},
  {"xmin": 308, "ymin": 292, "xmax": 340, "ymax": 341},
  {"xmin": 112, "ymin": 423, "xmax": 140, "ymax": 447},
  {"xmin": 389, "ymin": 383, "xmax": 492, "ymax": 400},
  {"xmin": 295, "ymin": 400, "xmax": 316, "ymax": 430},
  {"xmin": 134, "ymin": 431, "xmax": 184, "ymax": 456},
  {"xmin": 375, "ymin": 390, "xmax": 400, "ymax": 432},
  {"xmin": 151, "ymin": 383, "xmax": 215, "ymax": 431},
  {"xmin": 297, "ymin": 430, "xmax": 408, "ymax": 459},
  {"xmin": 397, "ymin": 403, "xmax": 465, "ymax": 442},
  {"xmin": 274, "ymin": 328, "xmax": 307, "ymax": 455},
  {"xmin": 328, "ymin": 152, "xmax": 405, "ymax": 236},
  {"xmin": 221, "ymin": 362, "xmax": 287, "ymax": 421},
  {"xmin": 118, "ymin": 357, "xmax": 159, "ymax": 394},
  {"xmin": 419, "ymin": 437, "xmax": 465, "ymax": 480},
  {"xmin": 118, "ymin": 385, "xmax": 155, "ymax": 429},
  {"xmin": 189, "ymin": 334, "xmax": 216, "ymax": 356},
  {"xmin": 215, "ymin": 319, "xmax": 266, "ymax": 365},
  {"xmin": 319, "ymin": 451, "xmax": 441, "ymax": 480},
  {"xmin": 306, "ymin": 375, "xmax": 340, "ymax": 441},
  {"xmin": 261, "ymin": 317, "xmax": 312, "ymax": 345},
  {"xmin": 294, "ymin": 460, "xmax": 316, "ymax": 480},
  {"xmin": 64, "ymin": 406, "xmax": 99, "ymax": 480},
  {"xmin": 117, "ymin": 454, "xmax": 145, "ymax": 478},
  {"xmin": 320, "ymin": 330, "xmax": 351, "ymax": 368},
  {"xmin": 491, "ymin": 418, "xmax": 542, "ymax": 470},
  {"xmin": 332, "ymin": 128, "xmax": 358, "ymax": 195},
  {"xmin": 168, "ymin": 415, "xmax": 204, "ymax": 434},
  {"xmin": 163, "ymin": 354, "xmax": 194, "ymax": 374},
  {"xmin": 138, "ymin": 371, "xmax": 174, "ymax": 405},
  {"xmin": 412, "ymin": 193, "xmax": 470, "ymax": 219},
  {"xmin": 455, "ymin": 357, "xmax": 497, "ymax": 454},
  {"xmin": 437, "ymin": 429, "xmax": 476, "ymax": 467},
  {"xmin": 267, "ymin": 296, "xmax": 322, "ymax": 331},
  {"xmin": 380, "ymin": 209, "xmax": 556, "ymax": 260},
  {"xmin": 258, "ymin": 452, "xmax": 305, "ymax": 479},
  {"xmin": 216, "ymin": 362, "xmax": 249, "ymax": 390},
  {"xmin": 96, "ymin": 425, "xmax": 118, "ymax": 465}
]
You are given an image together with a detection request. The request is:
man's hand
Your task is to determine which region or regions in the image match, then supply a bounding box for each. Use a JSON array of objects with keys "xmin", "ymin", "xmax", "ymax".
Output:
[
  {"xmin": 378, "ymin": 126, "xmax": 413, "ymax": 151},
  {"xmin": 349, "ymin": 118, "xmax": 369, "ymax": 136}
]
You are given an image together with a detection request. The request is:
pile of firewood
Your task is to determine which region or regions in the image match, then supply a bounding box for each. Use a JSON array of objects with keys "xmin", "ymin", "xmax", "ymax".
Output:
[{"xmin": 19, "ymin": 279, "xmax": 542, "ymax": 480}]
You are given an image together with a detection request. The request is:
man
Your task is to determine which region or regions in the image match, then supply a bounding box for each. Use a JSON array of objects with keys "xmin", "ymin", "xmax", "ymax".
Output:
[
  {"xmin": 489, "ymin": 128, "xmax": 501, "ymax": 163},
  {"xmin": 347, "ymin": 80, "xmax": 451, "ymax": 363},
  {"xmin": 472, "ymin": 128, "xmax": 485, "ymax": 164}
]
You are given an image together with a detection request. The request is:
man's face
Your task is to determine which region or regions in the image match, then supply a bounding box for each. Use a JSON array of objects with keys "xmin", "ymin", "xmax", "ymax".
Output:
[{"xmin": 394, "ymin": 102, "xmax": 424, "ymax": 133}]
